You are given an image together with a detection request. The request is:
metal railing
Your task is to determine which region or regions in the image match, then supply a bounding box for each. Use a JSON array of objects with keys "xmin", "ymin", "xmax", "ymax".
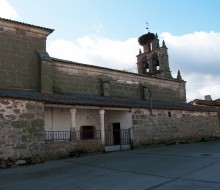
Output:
[
  {"xmin": 76, "ymin": 130, "xmax": 101, "ymax": 140},
  {"xmin": 45, "ymin": 131, "xmax": 71, "ymax": 141},
  {"xmin": 105, "ymin": 129, "xmax": 131, "ymax": 146},
  {"xmin": 120, "ymin": 129, "xmax": 131, "ymax": 145}
]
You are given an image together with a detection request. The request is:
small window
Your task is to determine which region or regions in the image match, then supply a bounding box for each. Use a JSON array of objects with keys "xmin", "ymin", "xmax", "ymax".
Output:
[
  {"xmin": 145, "ymin": 61, "xmax": 149, "ymax": 69},
  {"xmin": 156, "ymin": 58, "xmax": 160, "ymax": 70},
  {"xmin": 150, "ymin": 43, "xmax": 153, "ymax": 51},
  {"xmin": 168, "ymin": 112, "xmax": 171, "ymax": 117}
]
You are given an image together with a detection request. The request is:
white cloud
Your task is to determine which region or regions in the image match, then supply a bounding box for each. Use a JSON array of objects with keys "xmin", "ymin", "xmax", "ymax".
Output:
[
  {"xmin": 160, "ymin": 31, "xmax": 220, "ymax": 75},
  {"xmin": 47, "ymin": 35, "xmax": 139, "ymax": 71},
  {"xmin": 184, "ymin": 73, "xmax": 220, "ymax": 101},
  {"xmin": 47, "ymin": 31, "xmax": 220, "ymax": 102},
  {"xmin": 91, "ymin": 22, "xmax": 104, "ymax": 33},
  {"xmin": 160, "ymin": 31, "xmax": 220, "ymax": 101},
  {"xmin": 0, "ymin": 0, "xmax": 18, "ymax": 19}
]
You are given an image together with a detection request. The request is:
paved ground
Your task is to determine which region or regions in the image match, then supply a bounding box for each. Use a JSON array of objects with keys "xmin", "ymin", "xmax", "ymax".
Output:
[{"xmin": 1, "ymin": 141, "xmax": 220, "ymax": 190}]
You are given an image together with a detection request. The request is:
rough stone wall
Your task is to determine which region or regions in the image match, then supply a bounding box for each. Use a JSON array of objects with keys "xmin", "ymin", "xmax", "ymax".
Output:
[
  {"xmin": 132, "ymin": 109, "xmax": 220, "ymax": 147},
  {"xmin": 52, "ymin": 61, "xmax": 185, "ymax": 102},
  {"xmin": 0, "ymin": 99, "xmax": 45, "ymax": 168},
  {"xmin": 0, "ymin": 25, "xmax": 46, "ymax": 90},
  {"xmin": 45, "ymin": 140, "xmax": 104, "ymax": 160}
]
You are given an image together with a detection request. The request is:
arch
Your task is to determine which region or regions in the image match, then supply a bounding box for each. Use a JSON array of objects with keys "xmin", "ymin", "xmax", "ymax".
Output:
[
  {"xmin": 152, "ymin": 53, "xmax": 160, "ymax": 71},
  {"xmin": 78, "ymin": 115, "xmax": 99, "ymax": 129},
  {"xmin": 141, "ymin": 56, "xmax": 149, "ymax": 74}
]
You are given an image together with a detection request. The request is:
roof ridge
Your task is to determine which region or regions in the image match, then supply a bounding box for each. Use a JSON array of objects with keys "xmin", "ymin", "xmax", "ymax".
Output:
[{"xmin": 0, "ymin": 17, "xmax": 54, "ymax": 32}]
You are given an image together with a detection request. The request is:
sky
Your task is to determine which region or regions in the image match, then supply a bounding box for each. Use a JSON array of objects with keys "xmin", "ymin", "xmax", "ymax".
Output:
[{"xmin": 0, "ymin": 0, "xmax": 220, "ymax": 102}]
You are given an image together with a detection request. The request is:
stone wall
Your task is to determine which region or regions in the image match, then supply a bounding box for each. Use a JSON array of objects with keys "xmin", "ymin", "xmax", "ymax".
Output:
[
  {"xmin": 0, "ymin": 99, "xmax": 45, "ymax": 168},
  {"xmin": 132, "ymin": 109, "xmax": 220, "ymax": 147},
  {"xmin": 45, "ymin": 139, "xmax": 104, "ymax": 161},
  {"xmin": 0, "ymin": 24, "xmax": 46, "ymax": 90},
  {"xmin": 52, "ymin": 61, "xmax": 186, "ymax": 102}
]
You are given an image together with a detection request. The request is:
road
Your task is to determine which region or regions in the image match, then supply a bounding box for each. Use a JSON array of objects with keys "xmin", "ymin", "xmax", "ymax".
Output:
[{"xmin": 1, "ymin": 141, "xmax": 220, "ymax": 190}]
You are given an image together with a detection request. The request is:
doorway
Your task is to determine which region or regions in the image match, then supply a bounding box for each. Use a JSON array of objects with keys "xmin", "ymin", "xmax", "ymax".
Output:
[
  {"xmin": 112, "ymin": 123, "xmax": 121, "ymax": 145},
  {"xmin": 105, "ymin": 122, "xmax": 131, "ymax": 152}
]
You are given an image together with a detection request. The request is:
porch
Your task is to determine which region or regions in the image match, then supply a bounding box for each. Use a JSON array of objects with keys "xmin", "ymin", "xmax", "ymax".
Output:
[
  {"xmin": 44, "ymin": 105, "xmax": 132, "ymax": 152},
  {"xmin": 44, "ymin": 128, "xmax": 131, "ymax": 151}
]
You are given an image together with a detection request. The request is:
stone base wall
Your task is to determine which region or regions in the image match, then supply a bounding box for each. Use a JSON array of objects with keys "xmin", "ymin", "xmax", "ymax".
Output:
[
  {"xmin": 132, "ymin": 109, "xmax": 220, "ymax": 148},
  {"xmin": 45, "ymin": 139, "xmax": 104, "ymax": 161},
  {"xmin": 0, "ymin": 99, "xmax": 45, "ymax": 168}
]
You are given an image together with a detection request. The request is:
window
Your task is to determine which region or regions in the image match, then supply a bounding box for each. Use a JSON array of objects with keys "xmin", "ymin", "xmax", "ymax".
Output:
[
  {"xmin": 168, "ymin": 112, "xmax": 171, "ymax": 117},
  {"xmin": 156, "ymin": 58, "xmax": 160, "ymax": 70},
  {"xmin": 145, "ymin": 59, "xmax": 149, "ymax": 73},
  {"xmin": 150, "ymin": 42, "xmax": 153, "ymax": 51}
]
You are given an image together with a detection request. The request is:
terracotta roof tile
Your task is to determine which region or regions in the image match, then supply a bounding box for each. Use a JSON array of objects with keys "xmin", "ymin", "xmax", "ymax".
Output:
[{"xmin": 0, "ymin": 89, "xmax": 217, "ymax": 112}]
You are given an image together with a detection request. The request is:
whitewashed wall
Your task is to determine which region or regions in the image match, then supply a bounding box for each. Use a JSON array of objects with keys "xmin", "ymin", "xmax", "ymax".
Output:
[
  {"xmin": 75, "ymin": 109, "xmax": 100, "ymax": 130},
  {"xmin": 105, "ymin": 110, "xmax": 132, "ymax": 130},
  {"xmin": 44, "ymin": 108, "xmax": 132, "ymax": 131},
  {"xmin": 44, "ymin": 107, "xmax": 71, "ymax": 131}
]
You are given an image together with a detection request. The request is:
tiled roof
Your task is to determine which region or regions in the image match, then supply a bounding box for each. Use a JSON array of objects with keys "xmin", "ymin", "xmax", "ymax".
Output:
[
  {"xmin": 0, "ymin": 89, "xmax": 217, "ymax": 112},
  {"xmin": 214, "ymin": 99, "xmax": 220, "ymax": 105},
  {"xmin": 0, "ymin": 17, "xmax": 54, "ymax": 33},
  {"xmin": 189, "ymin": 99, "xmax": 220, "ymax": 107}
]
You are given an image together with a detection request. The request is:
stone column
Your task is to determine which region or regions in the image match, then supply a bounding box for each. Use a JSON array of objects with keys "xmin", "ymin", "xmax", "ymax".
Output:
[
  {"xmin": 70, "ymin": 108, "xmax": 77, "ymax": 141},
  {"xmin": 99, "ymin": 109, "xmax": 105, "ymax": 144},
  {"xmin": 70, "ymin": 108, "xmax": 77, "ymax": 130}
]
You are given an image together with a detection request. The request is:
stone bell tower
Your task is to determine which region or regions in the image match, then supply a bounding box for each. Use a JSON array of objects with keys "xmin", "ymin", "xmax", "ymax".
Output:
[{"xmin": 136, "ymin": 31, "xmax": 172, "ymax": 79}]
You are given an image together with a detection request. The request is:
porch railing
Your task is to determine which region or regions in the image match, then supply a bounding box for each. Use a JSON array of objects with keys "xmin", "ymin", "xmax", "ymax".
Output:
[
  {"xmin": 76, "ymin": 130, "xmax": 101, "ymax": 140},
  {"xmin": 45, "ymin": 131, "xmax": 71, "ymax": 141},
  {"xmin": 105, "ymin": 129, "xmax": 131, "ymax": 146},
  {"xmin": 45, "ymin": 130, "xmax": 101, "ymax": 141}
]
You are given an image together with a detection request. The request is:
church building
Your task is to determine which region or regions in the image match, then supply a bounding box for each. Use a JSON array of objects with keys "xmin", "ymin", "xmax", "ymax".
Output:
[{"xmin": 0, "ymin": 17, "xmax": 219, "ymax": 167}]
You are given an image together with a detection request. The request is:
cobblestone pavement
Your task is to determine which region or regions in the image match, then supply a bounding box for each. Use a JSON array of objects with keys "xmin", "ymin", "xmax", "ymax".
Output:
[{"xmin": 1, "ymin": 141, "xmax": 220, "ymax": 190}]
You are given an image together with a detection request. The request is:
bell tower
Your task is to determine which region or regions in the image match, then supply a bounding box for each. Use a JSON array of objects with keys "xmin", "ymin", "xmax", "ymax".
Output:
[{"xmin": 136, "ymin": 31, "xmax": 172, "ymax": 79}]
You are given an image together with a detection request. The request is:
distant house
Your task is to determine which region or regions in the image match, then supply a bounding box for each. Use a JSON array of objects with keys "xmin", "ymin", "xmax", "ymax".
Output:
[
  {"xmin": 0, "ymin": 17, "xmax": 219, "ymax": 168},
  {"xmin": 189, "ymin": 96, "xmax": 220, "ymax": 127},
  {"xmin": 190, "ymin": 96, "xmax": 220, "ymax": 107}
]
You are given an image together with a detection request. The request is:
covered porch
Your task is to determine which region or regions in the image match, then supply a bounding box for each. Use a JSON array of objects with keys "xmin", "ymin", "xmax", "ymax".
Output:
[{"xmin": 44, "ymin": 104, "xmax": 132, "ymax": 151}]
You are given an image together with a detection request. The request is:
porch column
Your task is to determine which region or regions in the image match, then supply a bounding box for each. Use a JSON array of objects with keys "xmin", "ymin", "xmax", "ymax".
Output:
[
  {"xmin": 99, "ymin": 109, "xmax": 105, "ymax": 144},
  {"xmin": 70, "ymin": 108, "xmax": 77, "ymax": 131},
  {"xmin": 70, "ymin": 108, "xmax": 77, "ymax": 141}
]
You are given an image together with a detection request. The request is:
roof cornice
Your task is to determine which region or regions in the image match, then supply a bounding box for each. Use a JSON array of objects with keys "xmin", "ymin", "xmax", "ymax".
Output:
[{"xmin": 0, "ymin": 17, "xmax": 54, "ymax": 36}]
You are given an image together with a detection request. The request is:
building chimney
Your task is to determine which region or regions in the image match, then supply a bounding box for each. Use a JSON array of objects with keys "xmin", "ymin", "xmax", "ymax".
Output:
[{"xmin": 204, "ymin": 95, "xmax": 212, "ymax": 101}]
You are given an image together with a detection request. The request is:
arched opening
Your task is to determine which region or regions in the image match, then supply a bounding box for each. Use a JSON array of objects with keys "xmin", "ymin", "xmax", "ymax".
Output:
[
  {"xmin": 76, "ymin": 112, "xmax": 100, "ymax": 140},
  {"xmin": 152, "ymin": 53, "xmax": 160, "ymax": 71},
  {"xmin": 156, "ymin": 58, "xmax": 160, "ymax": 70},
  {"xmin": 80, "ymin": 126, "xmax": 95, "ymax": 140},
  {"xmin": 145, "ymin": 59, "xmax": 149, "ymax": 73}
]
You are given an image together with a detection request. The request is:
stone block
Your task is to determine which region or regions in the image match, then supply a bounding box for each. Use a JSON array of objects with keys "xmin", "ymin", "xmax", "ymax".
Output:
[
  {"xmin": 11, "ymin": 120, "xmax": 29, "ymax": 128},
  {"xmin": 31, "ymin": 119, "xmax": 44, "ymax": 129},
  {"xmin": 19, "ymin": 113, "xmax": 35, "ymax": 120}
]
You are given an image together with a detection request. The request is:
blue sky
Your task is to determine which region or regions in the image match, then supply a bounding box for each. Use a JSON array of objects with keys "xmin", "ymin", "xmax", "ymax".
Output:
[
  {"xmin": 9, "ymin": 0, "xmax": 220, "ymax": 40},
  {"xmin": 1, "ymin": 0, "xmax": 220, "ymax": 101}
]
